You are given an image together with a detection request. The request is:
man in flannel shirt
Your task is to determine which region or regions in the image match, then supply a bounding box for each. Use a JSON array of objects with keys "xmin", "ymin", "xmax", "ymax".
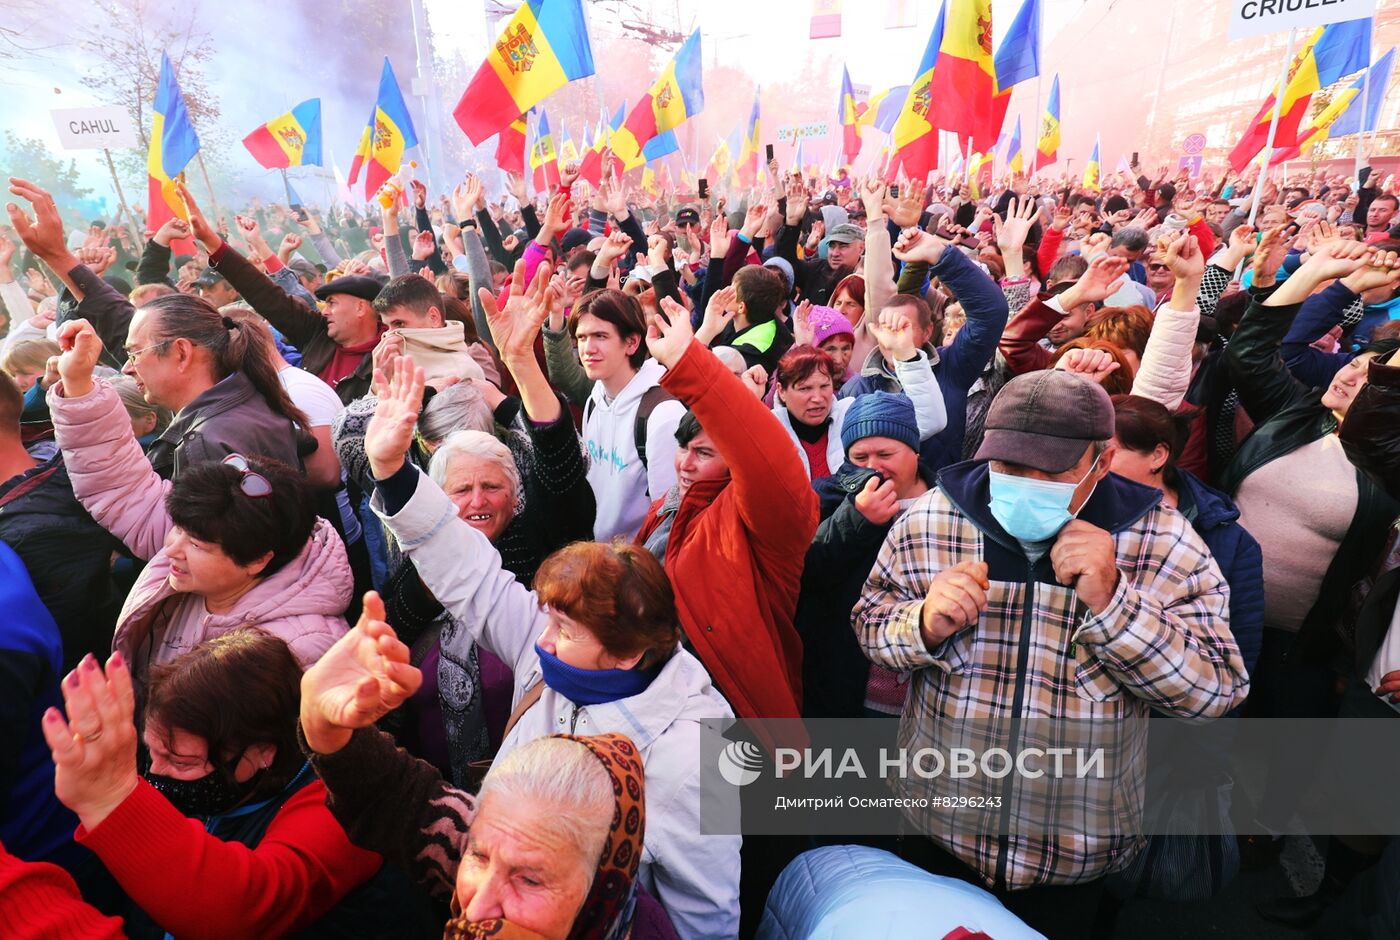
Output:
[{"xmin": 854, "ymin": 369, "xmax": 1249, "ymax": 934}]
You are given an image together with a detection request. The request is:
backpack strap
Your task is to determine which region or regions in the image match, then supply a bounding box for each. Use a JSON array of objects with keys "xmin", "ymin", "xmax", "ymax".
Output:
[
  {"xmin": 633, "ymin": 384, "xmax": 677, "ymax": 469},
  {"xmin": 502, "ymin": 679, "xmax": 546, "ymax": 741}
]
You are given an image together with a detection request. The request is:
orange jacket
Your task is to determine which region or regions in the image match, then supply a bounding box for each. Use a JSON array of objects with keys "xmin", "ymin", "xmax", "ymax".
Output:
[{"xmin": 637, "ymin": 341, "xmax": 819, "ymax": 720}]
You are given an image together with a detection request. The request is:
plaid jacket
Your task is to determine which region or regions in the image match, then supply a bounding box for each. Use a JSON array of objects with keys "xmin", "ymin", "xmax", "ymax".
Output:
[{"xmin": 854, "ymin": 460, "xmax": 1249, "ymax": 890}]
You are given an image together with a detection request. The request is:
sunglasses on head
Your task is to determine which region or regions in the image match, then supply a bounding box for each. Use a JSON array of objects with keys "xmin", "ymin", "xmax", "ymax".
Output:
[{"xmin": 222, "ymin": 453, "xmax": 273, "ymax": 498}]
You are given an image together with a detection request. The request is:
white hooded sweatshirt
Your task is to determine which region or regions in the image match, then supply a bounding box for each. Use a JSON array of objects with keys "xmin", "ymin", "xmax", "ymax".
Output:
[{"xmin": 583, "ymin": 357, "xmax": 687, "ymax": 541}]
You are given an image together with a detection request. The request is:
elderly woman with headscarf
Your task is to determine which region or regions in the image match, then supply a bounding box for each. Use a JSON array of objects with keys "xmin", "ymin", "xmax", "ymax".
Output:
[
  {"xmin": 299, "ymin": 597, "xmax": 680, "ymax": 940},
  {"xmin": 332, "ymin": 265, "xmax": 595, "ymax": 785}
]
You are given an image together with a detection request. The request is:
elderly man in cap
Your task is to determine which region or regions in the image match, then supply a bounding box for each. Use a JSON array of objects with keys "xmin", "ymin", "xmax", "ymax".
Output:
[
  {"xmin": 854, "ymin": 369, "xmax": 1248, "ymax": 938},
  {"xmin": 774, "ymin": 176, "xmax": 865, "ymax": 306}
]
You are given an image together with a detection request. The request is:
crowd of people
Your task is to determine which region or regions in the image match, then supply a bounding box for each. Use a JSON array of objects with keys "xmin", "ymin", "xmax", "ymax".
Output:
[{"xmin": 1, "ymin": 148, "xmax": 1399, "ymax": 940}]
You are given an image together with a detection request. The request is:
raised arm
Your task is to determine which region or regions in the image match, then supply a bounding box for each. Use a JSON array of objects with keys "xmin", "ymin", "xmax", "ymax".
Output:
[
  {"xmin": 649, "ymin": 299, "xmax": 818, "ymax": 555},
  {"xmin": 363, "ymin": 361, "xmax": 547, "ymax": 677},
  {"xmin": 1131, "ymin": 232, "xmax": 1205, "ymax": 410},
  {"xmin": 48, "ymin": 322, "xmax": 172, "ymax": 559}
]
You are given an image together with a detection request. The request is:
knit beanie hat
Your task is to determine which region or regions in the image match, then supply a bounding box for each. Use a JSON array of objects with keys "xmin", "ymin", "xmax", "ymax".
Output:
[
  {"xmin": 808, "ymin": 306, "xmax": 855, "ymax": 347},
  {"xmin": 841, "ymin": 391, "xmax": 920, "ymax": 456}
]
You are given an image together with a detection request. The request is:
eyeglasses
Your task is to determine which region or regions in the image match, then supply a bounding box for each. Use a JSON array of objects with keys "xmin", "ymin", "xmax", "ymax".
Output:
[
  {"xmin": 1148, "ymin": 263, "xmax": 1171, "ymax": 273},
  {"xmin": 123, "ymin": 340, "xmax": 170, "ymax": 363},
  {"xmin": 222, "ymin": 453, "xmax": 273, "ymax": 498}
]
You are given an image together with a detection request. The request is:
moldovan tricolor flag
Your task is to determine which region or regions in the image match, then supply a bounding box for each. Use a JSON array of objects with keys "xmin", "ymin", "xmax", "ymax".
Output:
[
  {"xmin": 737, "ymin": 93, "xmax": 762, "ymax": 186},
  {"xmin": 1006, "ymin": 117, "xmax": 1024, "ymax": 174},
  {"xmin": 1272, "ymin": 47, "xmax": 1394, "ymax": 164},
  {"xmin": 454, "ymin": 0, "xmax": 596, "ymax": 145},
  {"xmin": 619, "ymin": 29, "xmax": 704, "ymax": 150},
  {"xmin": 1035, "ymin": 74, "xmax": 1060, "ymax": 170},
  {"xmin": 927, "ymin": 0, "xmax": 1003, "ymax": 153},
  {"xmin": 559, "ymin": 123, "xmax": 580, "ymax": 164},
  {"xmin": 496, "ymin": 116, "xmax": 527, "ymax": 177},
  {"xmin": 243, "ymin": 99, "xmax": 322, "ymax": 169},
  {"xmin": 891, "ymin": 3, "xmax": 945, "ymax": 183},
  {"xmin": 1228, "ymin": 17, "xmax": 1372, "ymax": 172},
  {"xmin": 147, "ymin": 52, "xmax": 201, "ymax": 236},
  {"xmin": 839, "ymin": 66, "xmax": 861, "ymax": 164},
  {"xmin": 1083, "ymin": 135, "xmax": 1101, "ymax": 190},
  {"xmin": 577, "ymin": 104, "xmax": 622, "ymax": 186},
  {"xmin": 530, "ymin": 110, "xmax": 561, "ymax": 192},
  {"xmin": 347, "ymin": 58, "xmax": 419, "ymax": 199}
]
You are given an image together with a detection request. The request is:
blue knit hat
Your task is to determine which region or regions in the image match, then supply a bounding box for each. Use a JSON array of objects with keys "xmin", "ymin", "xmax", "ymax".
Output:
[{"xmin": 841, "ymin": 391, "xmax": 920, "ymax": 456}]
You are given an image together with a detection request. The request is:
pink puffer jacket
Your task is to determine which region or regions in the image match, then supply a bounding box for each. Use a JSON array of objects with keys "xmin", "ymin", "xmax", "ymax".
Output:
[{"xmin": 49, "ymin": 379, "xmax": 351, "ymax": 670}]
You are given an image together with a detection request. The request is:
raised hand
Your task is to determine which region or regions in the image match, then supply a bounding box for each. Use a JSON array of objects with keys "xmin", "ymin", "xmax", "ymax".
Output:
[
  {"xmin": 696, "ymin": 284, "xmax": 737, "ymax": 345},
  {"xmin": 172, "ymin": 180, "xmax": 220, "ymax": 251},
  {"xmin": 151, "ymin": 215, "xmax": 190, "ymax": 247},
  {"xmin": 40, "ymin": 651, "xmax": 140, "ymax": 829},
  {"xmin": 363, "ymin": 356, "xmax": 425, "ymax": 480},
  {"xmin": 1343, "ymin": 246, "xmax": 1400, "ymax": 294},
  {"xmin": 299, "ymin": 591, "xmax": 422, "ymax": 755},
  {"xmin": 792, "ymin": 299, "xmax": 814, "ymax": 346},
  {"xmin": 709, "ymin": 214, "xmax": 732, "ymax": 260},
  {"xmin": 740, "ymin": 364, "xmax": 768, "ymax": 398},
  {"xmin": 869, "ymin": 307, "xmax": 918, "ymax": 361},
  {"xmin": 891, "ymin": 227, "xmax": 950, "ymax": 267},
  {"xmin": 6, "ymin": 177, "xmax": 70, "ymax": 262},
  {"xmin": 1062, "ymin": 255, "xmax": 1130, "ymax": 307},
  {"xmin": 647, "ymin": 296, "xmax": 697, "ymax": 368},
  {"xmin": 741, "ymin": 201, "xmax": 768, "ymax": 239},
  {"xmin": 784, "ymin": 175, "xmax": 809, "ymax": 225},
  {"xmin": 505, "ymin": 171, "xmax": 527, "ymax": 204},
  {"xmin": 479, "ymin": 257, "xmax": 553, "ymax": 362},
  {"xmin": 453, "ymin": 174, "xmax": 484, "ymax": 220},
  {"xmin": 54, "ymin": 318, "xmax": 105, "ymax": 398},
  {"xmin": 594, "ymin": 229, "xmax": 632, "ymax": 270},
  {"xmin": 995, "ymin": 196, "xmax": 1038, "ymax": 253},
  {"xmin": 860, "ymin": 176, "xmax": 886, "ymax": 222},
  {"xmin": 559, "ymin": 161, "xmax": 580, "ymax": 191},
  {"xmin": 1162, "ymin": 231, "xmax": 1205, "ymax": 282},
  {"xmin": 920, "ymin": 560, "xmax": 990, "ymax": 647},
  {"xmin": 75, "ymin": 246, "xmax": 117, "ymax": 277},
  {"xmin": 278, "ymin": 232, "xmax": 303, "ymax": 262},
  {"xmin": 411, "ymin": 230, "xmax": 437, "ymax": 261},
  {"xmin": 1055, "ymin": 346, "xmax": 1122, "ymax": 385},
  {"xmin": 886, "ymin": 187, "xmax": 926, "ymax": 228},
  {"xmin": 602, "ymin": 175, "xmax": 630, "ymax": 219},
  {"xmin": 410, "ymin": 179, "xmax": 427, "ymax": 209}
]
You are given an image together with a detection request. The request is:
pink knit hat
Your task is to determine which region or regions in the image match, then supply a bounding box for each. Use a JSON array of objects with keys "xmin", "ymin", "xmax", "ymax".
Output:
[{"xmin": 808, "ymin": 306, "xmax": 856, "ymax": 346}]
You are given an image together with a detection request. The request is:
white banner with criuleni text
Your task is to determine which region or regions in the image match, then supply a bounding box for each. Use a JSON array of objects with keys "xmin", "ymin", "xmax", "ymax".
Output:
[{"xmin": 1229, "ymin": 0, "xmax": 1376, "ymax": 41}]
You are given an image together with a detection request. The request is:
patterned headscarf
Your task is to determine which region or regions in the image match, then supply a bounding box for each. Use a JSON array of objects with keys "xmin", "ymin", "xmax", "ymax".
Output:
[{"xmin": 443, "ymin": 733, "xmax": 647, "ymax": 940}]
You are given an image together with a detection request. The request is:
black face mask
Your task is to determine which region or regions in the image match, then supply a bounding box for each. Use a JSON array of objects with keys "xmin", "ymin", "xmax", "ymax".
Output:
[{"xmin": 146, "ymin": 766, "xmax": 264, "ymax": 818}]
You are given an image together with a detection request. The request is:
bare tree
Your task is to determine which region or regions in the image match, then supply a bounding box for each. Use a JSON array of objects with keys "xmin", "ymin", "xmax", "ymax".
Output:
[{"xmin": 78, "ymin": 0, "xmax": 225, "ymax": 186}]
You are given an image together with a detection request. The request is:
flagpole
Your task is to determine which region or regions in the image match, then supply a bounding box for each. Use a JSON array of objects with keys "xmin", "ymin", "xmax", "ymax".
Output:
[
  {"xmin": 195, "ymin": 152, "xmax": 224, "ymax": 229},
  {"xmin": 1355, "ymin": 60, "xmax": 1372, "ymax": 180},
  {"xmin": 1248, "ymin": 27, "xmax": 1297, "ymax": 228},
  {"xmin": 101, "ymin": 147, "xmax": 142, "ymax": 244}
]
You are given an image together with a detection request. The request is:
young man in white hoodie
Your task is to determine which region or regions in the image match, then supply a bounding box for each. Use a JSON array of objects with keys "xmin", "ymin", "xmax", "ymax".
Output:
[{"xmin": 546, "ymin": 289, "xmax": 686, "ymax": 541}]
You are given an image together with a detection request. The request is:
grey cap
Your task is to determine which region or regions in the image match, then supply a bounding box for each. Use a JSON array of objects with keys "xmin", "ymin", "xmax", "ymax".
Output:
[
  {"xmin": 975, "ymin": 370, "xmax": 1115, "ymax": 474},
  {"xmin": 826, "ymin": 222, "xmax": 865, "ymax": 244},
  {"xmin": 287, "ymin": 258, "xmax": 319, "ymax": 280}
]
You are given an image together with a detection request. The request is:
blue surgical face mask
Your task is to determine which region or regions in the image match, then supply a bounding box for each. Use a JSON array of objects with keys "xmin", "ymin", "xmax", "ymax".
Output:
[{"xmin": 988, "ymin": 453, "xmax": 1102, "ymax": 543}]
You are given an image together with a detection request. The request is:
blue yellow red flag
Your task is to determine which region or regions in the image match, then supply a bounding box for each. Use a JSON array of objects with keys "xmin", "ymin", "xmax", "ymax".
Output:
[
  {"xmin": 147, "ymin": 52, "xmax": 201, "ymax": 233},
  {"xmin": 454, "ymin": 0, "xmax": 595, "ymax": 145},
  {"xmin": 348, "ymin": 58, "xmax": 419, "ymax": 199},
  {"xmin": 243, "ymin": 99, "xmax": 322, "ymax": 169}
]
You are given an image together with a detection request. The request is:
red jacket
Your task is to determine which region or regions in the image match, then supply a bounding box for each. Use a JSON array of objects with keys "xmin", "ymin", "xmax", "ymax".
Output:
[
  {"xmin": 76, "ymin": 778, "xmax": 381, "ymax": 939},
  {"xmin": 637, "ymin": 341, "xmax": 818, "ymax": 720},
  {"xmin": 998, "ymin": 295, "xmax": 1061, "ymax": 375},
  {"xmin": 0, "ymin": 843, "xmax": 125, "ymax": 939}
]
